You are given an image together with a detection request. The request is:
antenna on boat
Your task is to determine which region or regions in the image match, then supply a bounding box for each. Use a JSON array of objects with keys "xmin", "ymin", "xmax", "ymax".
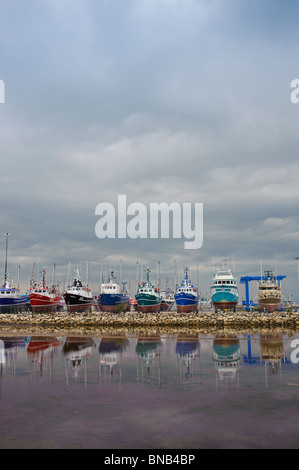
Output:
[
  {"xmin": 99, "ymin": 258, "xmax": 103, "ymax": 285},
  {"xmin": 67, "ymin": 261, "xmax": 71, "ymax": 286},
  {"xmin": 3, "ymin": 232, "xmax": 10, "ymax": 287},
  {"xmin": 17, "ymin": 265, "xmax": 20, "ymax": 292},
  {"xmin": 260, "ymin": 259, "xmax": 263, "ymax": 281},
  {"xmin": 196, "ymin": 258, "xmax": 199, "ymax": 293},
  {"xmin": 136, "ymin": 260, "xmax": 139, "ymax": 291},
  {"xmin": 52, "ymin": 263, "xmax": 56, "ymax": 289},
  {"xmin": 120, "ymin": 258, "xmax": 122, "ymax": 285},
  {"xmin": 173, "ymin": 259, "xmax": 177, "ymax": 292},
  {"xmin": 31, "ymin": 262, "xmax": 36, "ymax": 288},
  {"xmin": 86, "ymin": 261, "xmax": 89, "ymax": 287},
  {"xmin": 232, "ymin": 254, "xmax": 235, "ymax": 273},
  {"xmin": 157, "ymin": 260, "xmax": 160, "ymax": 291}
]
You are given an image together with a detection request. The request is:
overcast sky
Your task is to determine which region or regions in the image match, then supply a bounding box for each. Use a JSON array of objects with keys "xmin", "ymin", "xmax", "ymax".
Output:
[{"xmin": 1, "ymin": 0, "xmax": 299, "ymax": 300}]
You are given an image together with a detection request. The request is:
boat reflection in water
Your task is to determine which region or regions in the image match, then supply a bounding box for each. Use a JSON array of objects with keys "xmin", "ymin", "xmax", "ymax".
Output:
[
  {"xmin": 98, "ymin": 336, "xmax": 129, "ymax": 384},
  {"xmin": 27, "ymin": 336, "xmax": 60, "ymax": 379},
  {"xmin": 62, "ymin": 337, "xmax": 95, "ymax": 383},
  {"xmin": 0, "ymin": 337, "xmax": 27, "ymax": 376},
  {"xmin": 212, "ymin": 334, "xmax": 241, "ymax": 390},
  {"xmin": 0, "ymin": 331, "xmax": 299, "ymax": 449},
  {"xmin": 175, "ymin": 334, "xmax": 200, "ymax": 387},
  {"xmin": 0, "ymin": 332, "xmax": 295, "ymax": 392},
  {"xmin": 260, "ymin": 334, "xmax": 285, "ymax": 388},
  {"xmin": 136, "ymin": 334, "xmax": 162, "ymax": 386}
]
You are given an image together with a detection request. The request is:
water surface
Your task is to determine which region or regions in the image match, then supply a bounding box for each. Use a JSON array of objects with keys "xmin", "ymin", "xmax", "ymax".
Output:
[{"xmin": 0, "ymin": 330, "xmax": 299, "ymax": 449}]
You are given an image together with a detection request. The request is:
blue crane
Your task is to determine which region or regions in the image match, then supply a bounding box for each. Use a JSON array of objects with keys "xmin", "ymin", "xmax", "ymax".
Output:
[{"xmin": 239, "ymin": 274, "xmax": 286, "ymax": 311}]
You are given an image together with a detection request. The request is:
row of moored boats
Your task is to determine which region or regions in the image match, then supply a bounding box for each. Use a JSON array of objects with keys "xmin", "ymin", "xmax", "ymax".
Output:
[{"xmin": 0, "ymin": 233, "xmax": 283, "ymax": 314}]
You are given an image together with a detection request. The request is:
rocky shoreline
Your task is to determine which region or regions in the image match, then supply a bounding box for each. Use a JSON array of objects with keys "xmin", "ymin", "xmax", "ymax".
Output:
[{"xmin": 0, "ymin": 309, "xmax": 299, "ymax": 335}]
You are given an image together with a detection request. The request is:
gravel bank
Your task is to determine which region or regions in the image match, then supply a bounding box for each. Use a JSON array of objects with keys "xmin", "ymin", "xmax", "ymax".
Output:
[{"xmin": 0, "ymin": 309, "xmax": 299, "ymax": 333}]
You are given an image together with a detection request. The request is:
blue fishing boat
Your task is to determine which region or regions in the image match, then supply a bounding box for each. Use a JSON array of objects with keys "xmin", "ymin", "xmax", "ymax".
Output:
[
  {"xmin": 0, "ymin": 233, "xmax": 27, "ymax": 313},
  {"xmin": 174, "ymin": 267, "xmax": 199, "ymax": 313},
  {"xmin": 99, "ymin": 271, "xmax": 130, "ymax": 313}
]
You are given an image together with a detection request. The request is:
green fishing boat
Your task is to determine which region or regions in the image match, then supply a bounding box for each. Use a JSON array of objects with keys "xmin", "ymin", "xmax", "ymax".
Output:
[{"xmin": 135, "ymin": 267, "xmax": 162, "ymax": 313}]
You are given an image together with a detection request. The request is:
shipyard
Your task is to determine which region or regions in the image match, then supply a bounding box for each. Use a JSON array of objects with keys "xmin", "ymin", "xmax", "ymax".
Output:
[
  {"xmin": 1, "ymin": 0, "xmax": 299, "ymax": 452},
  {"xmin": 1, "ymin": 232, "xmax": 298, "ymax": 321}
]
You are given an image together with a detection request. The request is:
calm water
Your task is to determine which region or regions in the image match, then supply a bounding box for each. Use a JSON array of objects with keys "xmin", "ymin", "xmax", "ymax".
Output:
[{"xmin": 0, "ymin": 329, "xmax": 299, "ymax": 449}]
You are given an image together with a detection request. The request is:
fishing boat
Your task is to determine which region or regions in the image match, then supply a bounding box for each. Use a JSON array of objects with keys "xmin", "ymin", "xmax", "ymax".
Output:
[
  {"xmin": 129, "ymin": 297, "xmax": 138, "ymax": 311},
  {"xmin": 0, "ymin": 233, "xmax": 27, "ymax": 313},
  {"xmin": 135, "ymin": 267, "xmax": 162, "ymax": 313},
  {"xmin": 257, "ymin": 270, "xmax": 282, "ymax": 313},
  {"xmin": 64, "ymin": 267, "xmax": 93, "ymax": 313},
  {"xmin": 99, "ymin": 271, "xmax": 130, "ymax": 313},
  {"xmin": 160, "ymin": 288, "xmax": 175, "ymax": 311},
  {"xmin": 174, "ymin": 267, "xmax": 199, "ymax": 313},
  {"xmin": 29, "ymin": 265, "xmax": 62, "ymax": 313},
  {"xmin": 210, "ymin": 264, "xmax": 239, "ymax": 312}
]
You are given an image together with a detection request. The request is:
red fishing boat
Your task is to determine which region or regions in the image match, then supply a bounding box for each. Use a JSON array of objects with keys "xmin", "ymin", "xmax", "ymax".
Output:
[{"xmin": 29, "ymin": 265, "xmax": 62, "ymax": 313}]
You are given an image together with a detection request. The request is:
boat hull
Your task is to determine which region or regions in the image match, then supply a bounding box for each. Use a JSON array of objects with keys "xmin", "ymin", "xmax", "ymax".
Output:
[
  {"xmin": 212, "ymin": 301, "xmax": 238, "ymax": 311},
  {"xmin": 257, "ymin": 300, "xmax": 281, "ymax": 313},
  {"xmin": 175, "ymin": 293, "xmax": 199, "ymax": 313},
  {"xmin": 211, "ymin": 290, "xmax": 238, "ymax": 311},
  {"xmin": 29, "ymin": 294, "xmax": 61, "ymax": 313},
  {"xmin": 99, "ymin": 293, "xmax": 130, "ymax": 313},
  {"xmin": 135, "ymin": 293, "xmax": 162, "ymax": 313},
  {"xmin": 63, "ymin": 293, "xmax": 94, "ymax": 313},
  {"xmin": 0, "ymin": 296, "xmax": 28, "ymax": 313}
]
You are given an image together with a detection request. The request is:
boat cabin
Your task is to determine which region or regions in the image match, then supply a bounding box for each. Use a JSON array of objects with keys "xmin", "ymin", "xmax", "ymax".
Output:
[{"xmin": 101, "ymin": 283, "xmax": 121, "ymax": 294}]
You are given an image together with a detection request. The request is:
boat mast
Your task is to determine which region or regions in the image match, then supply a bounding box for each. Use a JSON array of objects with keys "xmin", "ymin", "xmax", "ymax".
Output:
[
  {"xmin": 42, "ymin": 268, "xmax": 46, "ymax": 289},
  {"xmin": 4, "ymin": 232, "xmax": 10, "ymax": 287},
  {"xmin": 146, "ymin": 266, "xmax": 150, "ymax": 284},
  {"xmin": 157, "ymin": 260, "xmax": 160, "ymax": 291},
  {"xmin": 30, "ymin": 262, "xmax": 36, "ymax": 288},
  {"xmin": 67, "ymin": 261, "xmax": 71, "ymax": 286},
  {"xmin": 136, "ymin": 260, "xmax": 139, "ymax": 290},
  {"xmin": 196, "ymin": 258, "xmax": 199, "ymax": 293},
  {"xmin": 17, "ymin": 265, "xmax": 20, "ymax": 292}
]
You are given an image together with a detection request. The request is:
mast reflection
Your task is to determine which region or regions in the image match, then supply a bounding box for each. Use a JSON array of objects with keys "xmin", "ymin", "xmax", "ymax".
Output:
[
  {"xmin": 175, "ymin": 334, "xmax": 200, "ymax": 388},
  {"xmin": 260, "ymin": 334, "xmax": 285, "ymax": 388},
  {"xmin": 136, "ymin": 334, "xmax": 162, "ymax": 387},
  {"xmin": 62, "ymin": 336, "xmax": 94, "ymax": 384}
]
